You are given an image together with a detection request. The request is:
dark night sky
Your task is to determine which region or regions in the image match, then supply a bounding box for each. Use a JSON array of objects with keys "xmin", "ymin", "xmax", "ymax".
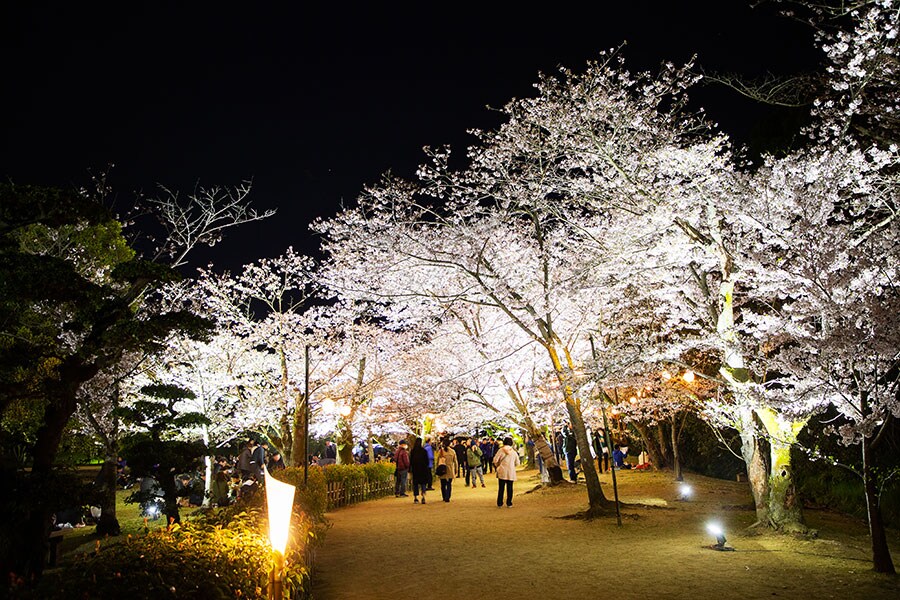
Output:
[{"xmin": 1, "ymin": 2, "xmax": 820, "ymax": 273}]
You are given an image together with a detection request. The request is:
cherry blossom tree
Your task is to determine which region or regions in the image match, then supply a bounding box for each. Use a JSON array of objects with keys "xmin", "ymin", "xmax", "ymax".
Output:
[{"xmin": 196, "ymin": 248, "xmax": 318, "ymax": 466}]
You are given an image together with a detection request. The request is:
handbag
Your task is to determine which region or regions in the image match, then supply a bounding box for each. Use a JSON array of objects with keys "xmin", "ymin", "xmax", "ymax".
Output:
[{"xmin": 435, "ymin": 455, "xmax": 448, "ymax": 476}]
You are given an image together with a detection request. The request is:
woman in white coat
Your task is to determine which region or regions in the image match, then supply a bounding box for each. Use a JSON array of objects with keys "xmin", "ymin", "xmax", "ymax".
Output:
[{"xmin": 492, "ymin": 436, "xmax": 520, "ymax": 507}]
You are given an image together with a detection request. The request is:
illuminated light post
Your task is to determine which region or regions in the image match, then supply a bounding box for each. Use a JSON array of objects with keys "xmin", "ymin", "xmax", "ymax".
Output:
[
  {"xmin": 339, "ymin": 404, "xmax": 352, "ymax": 417},
  {"xmin": 682, "ymin": 369, "xmax": 695, "ymax": 384},
  {"xmin": 265, "ymin": 466, "xmax": 296, "ymax": 600}
]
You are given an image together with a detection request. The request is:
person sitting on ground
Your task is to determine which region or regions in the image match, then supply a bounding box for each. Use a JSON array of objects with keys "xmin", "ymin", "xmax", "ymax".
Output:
[{"xmin": 613, "ymin": 444, "xmax": 632, "ymax": 470}]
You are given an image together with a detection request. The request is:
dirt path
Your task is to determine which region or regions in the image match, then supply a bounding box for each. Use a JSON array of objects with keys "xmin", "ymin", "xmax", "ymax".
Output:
[{"xmin": 310, "ymin": 469, "xmax": 900, "ymax": 600}]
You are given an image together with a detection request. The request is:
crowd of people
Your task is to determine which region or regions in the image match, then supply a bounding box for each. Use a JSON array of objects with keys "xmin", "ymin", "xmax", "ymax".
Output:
[
  {"xmin": 391, "ymin": 435, "xmax": 521, "ymax": 507},
  {"xmin": 548, "ymin": 423, "xmax": 647, "ymax": 482},
  {"xmin": 110, "ymin": 424, "xmax": 641, "ymax": 520}
]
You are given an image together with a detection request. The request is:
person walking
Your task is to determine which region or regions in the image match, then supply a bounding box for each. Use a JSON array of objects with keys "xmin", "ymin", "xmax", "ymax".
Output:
[
  {"xmin": 593, "ymin": 429, "xmax": 609, "ymax": 473},
  {"xmin": 435, "ymin": 442, "xmax": 459, "ymax": 502},
  {"xmin": 493, "ymin": 437, "xmax": 520, "ymax": 507},
  {"xmin": 455, "ymin": 438, "xmax": 469, "ymax": 485},
  {"xmin": 393, "ymin": 440, "xmax": 410, "ymax": 497},
  {"xmin": 409, "ymin": 437, "xmax": 431, "ymax": 504},
  {"xmin": 467, "ymin": 440, "xmax": 485, "ymax": 488},
  {"xmin": 563, "ymin": 424, "xmax": 578, "ymax": 482},
  {"xmin": 424, "ymin": 437, "xmax": 436, "ymax": 490}
]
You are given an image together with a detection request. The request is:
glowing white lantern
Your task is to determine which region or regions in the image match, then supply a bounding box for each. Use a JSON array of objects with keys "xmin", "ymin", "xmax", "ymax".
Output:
[{"xmin": 264, "ymin": 466, "xmax": 296, "ymax": 554}]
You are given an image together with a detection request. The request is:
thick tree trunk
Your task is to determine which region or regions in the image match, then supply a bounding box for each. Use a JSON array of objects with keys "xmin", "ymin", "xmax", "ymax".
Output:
[
  {"xmin": 862, "ymin": 419, "xmax": 895, "ymax": 572},
  {"xmin": 737, "ymin": 408, "xmax": 771, "ymax": 527},
  {"xmin": 366, "ymin": 434, "xmax": 375, "ymax": 464},
  {"xmin": 95, "ymin": 452, "xmax": 121, "ymax": 536},
  {"xmin": 160, "ymin": 472, "xmax": 181, "ymax": 525},
  {"xmin": 523, "ymin": 430, "xmax": 536, "ymax": 469},
  {"xmin": 765, "ymin": 439, "xmax": 805, "ymax": 532},
  {"xmin": 547, "ymin": 342, "xmax": 611, "ymax": 513},
  {"xmin": 633, "ymin": 421, "xmax": 668, "ymax": 469},
  {"xmin": 670, "ymin": 415, "xmax": 683, "ymax": 482},
  {"xmin": 565, "ymin": 402, "xmax": 611, "ymax": 512},
  {"xmin": 23, "ymin": 387, "xmax": 79, "ymax": 577},
  {"xmin": 289, "ymin": 393, "xmax": 308, "ymax": 468},
  {"xmin": 337, "ymin": 418, "xmax": 355, "ymax": 465},
  {"xmin": 756, "ymin": 408, "xmax": 807, "ymax": 532}
]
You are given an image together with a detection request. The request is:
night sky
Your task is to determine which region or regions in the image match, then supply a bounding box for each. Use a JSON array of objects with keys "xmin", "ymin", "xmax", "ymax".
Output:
[{"xmin": 1, "ymin": 2, "xmax": 820, "ymax": 273}]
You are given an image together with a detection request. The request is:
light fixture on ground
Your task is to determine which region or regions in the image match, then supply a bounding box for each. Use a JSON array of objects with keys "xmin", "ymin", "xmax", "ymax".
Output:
[
  {"xmin": 705, "ymin": 522, "xmax": 734, "ymax": 551},
  {"xmin": 678, "ymin": 483, "xmax": 693, "ymax": 501},
  {"xmin": 265, "ymin": 466, "xmax": 297, "ymax": 600}
]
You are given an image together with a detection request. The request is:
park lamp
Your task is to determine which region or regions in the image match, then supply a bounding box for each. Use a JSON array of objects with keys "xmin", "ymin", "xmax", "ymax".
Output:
[
  {"xmin": 706, "ymin": 522, "xmax": 727, "ymax": 549},
  {"xmin": 678, "ymin": 483, "xmax": 693, "ymax": 500},
  {"xmin": 682, "ymin": 370, "xmax": 696, "ymax": 384},
  {"xmin": 338, "ymin": 404, "xmax": 352, "ymax": 417},
  {"xmin": 265, "ymin": 466, "xmax": 296, "ymax": 600}
]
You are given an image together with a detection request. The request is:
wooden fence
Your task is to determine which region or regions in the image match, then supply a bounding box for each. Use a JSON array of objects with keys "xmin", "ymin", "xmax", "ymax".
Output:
[{"xmin": 325, "ymin": 474, "xmax": 397, "ymax": 510}]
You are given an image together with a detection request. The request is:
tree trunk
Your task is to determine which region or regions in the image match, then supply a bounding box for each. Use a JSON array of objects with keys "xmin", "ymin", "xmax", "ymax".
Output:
[
  {"xmin": 337, "ymin": 417, "xmax": 355, "ymax": 465},
  {"xmin": 670, "ymin": 415, "xmax": 683, "ymax": 482},
  {"xmin": 289, "ymin": 392, "xmax": 308, "ymax": 468},
  {"xmin": 23, "ymin": 386, "xmax": 79, "ymax": 577},
  {"xmin": 547, "ymin": 342, "xmax": 611, "ymax": 514},
  {"xmin": 861, "ymin": 409, "xmax": 895, "ymax": 573},
  {"xmin": 633, "ymin": 421, "xmax": 668, "ymax": 469},
  {"xmin": 523, "ymin": 430, "xmax": 536, "ymax": 469},
  {"xmin": 95, "ymin": 450, "xmax": 121, "ymax": 536},
  {"xmin": 756, "ymin": 408, "xmax": 807, "ymax": 532},
  {"xmin": 159, "ymin": 471, "xmax": 181, "ymax": 525},
  {"xmin": 737, "ymin": 408, "xmax": 770, "ymax": 527},
  {"xmin": 366, "ymin": 434, "xmax": 375, "ymax": 464}
]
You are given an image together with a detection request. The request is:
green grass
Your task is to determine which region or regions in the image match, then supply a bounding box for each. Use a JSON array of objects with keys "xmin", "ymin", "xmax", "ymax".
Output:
[{"xmin": 56, "ymin": 489, "xmax": 162, "ymax": 558}]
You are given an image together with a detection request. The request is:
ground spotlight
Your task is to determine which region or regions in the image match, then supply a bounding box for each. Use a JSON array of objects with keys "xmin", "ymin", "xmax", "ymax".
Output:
[
  {"xmin": 706, "ymin": 522, "xmax": 733, "ymax": 551},
  {"xmin": 678, "ymin": 483, "xmax": 693, "ymax": 500}
]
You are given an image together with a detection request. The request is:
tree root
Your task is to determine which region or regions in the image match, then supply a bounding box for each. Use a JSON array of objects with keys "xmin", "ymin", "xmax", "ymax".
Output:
[
  {"xmin": 743, "ymin": 519, "xmax": 818, "ymax": 539},
  {"xmin": 557, "ymin": 506, "xmax": 638, "ymax": 521}
]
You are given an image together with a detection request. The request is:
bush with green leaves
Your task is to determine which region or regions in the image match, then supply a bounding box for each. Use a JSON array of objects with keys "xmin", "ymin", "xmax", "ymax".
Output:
[
  {"xmin": 274, "ymin": 465, "xmax": 328, "ymax": 519},
  {"xmin": 20, "ymin": 503, "xmax": 320, "ymax": 600}
]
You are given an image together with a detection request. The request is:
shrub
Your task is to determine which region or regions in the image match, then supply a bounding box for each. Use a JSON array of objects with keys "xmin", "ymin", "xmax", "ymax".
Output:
[
  {"xmin": 20, "ymin": 500, "xmax": 323, "ymax": 599},
  {"xmin": 275, "ymin": 466, "xmax": 328, "ymax": 520}
]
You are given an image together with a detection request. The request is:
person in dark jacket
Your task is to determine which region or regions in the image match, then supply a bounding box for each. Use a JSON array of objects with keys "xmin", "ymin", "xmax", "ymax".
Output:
[
  {"xmin": 267, "ymin": 451, "xmax": 286, "ymax": 471},
  {"xmin": 394, "ymin": 440, "xmax": 410, "ymax": 496},
  {"xmin": 409, "ymin": 437, "xmax": 431, "ymax": 504},
  {"xmin": 251, "ymin": 441, "xmax": 267, "ymax": 478},
  {"xmin": 453, "ymin": 438, "xmax": 468, "ymax": 482},
  {"xmin": 563, "ymin": 424, "xmax": 578, "ymax": 482},
  {"xmin": 237, "ymin": 440, "xmax": 254, "ymax": 480},
  {"xmin": 480, "ymin": 438, "xmax": 494, "ymax": 473}
]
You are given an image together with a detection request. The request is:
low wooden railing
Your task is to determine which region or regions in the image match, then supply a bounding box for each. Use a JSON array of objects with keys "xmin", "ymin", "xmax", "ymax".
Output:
[{"xmin": 325, "ymin": 474, "xmax": 398, "ymax": 510}]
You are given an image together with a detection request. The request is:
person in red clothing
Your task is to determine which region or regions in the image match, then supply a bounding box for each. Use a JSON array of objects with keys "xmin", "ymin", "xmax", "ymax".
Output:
[{"xmin": 393, "ymin": 439, "xmax": 410, "ymax": 497}]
